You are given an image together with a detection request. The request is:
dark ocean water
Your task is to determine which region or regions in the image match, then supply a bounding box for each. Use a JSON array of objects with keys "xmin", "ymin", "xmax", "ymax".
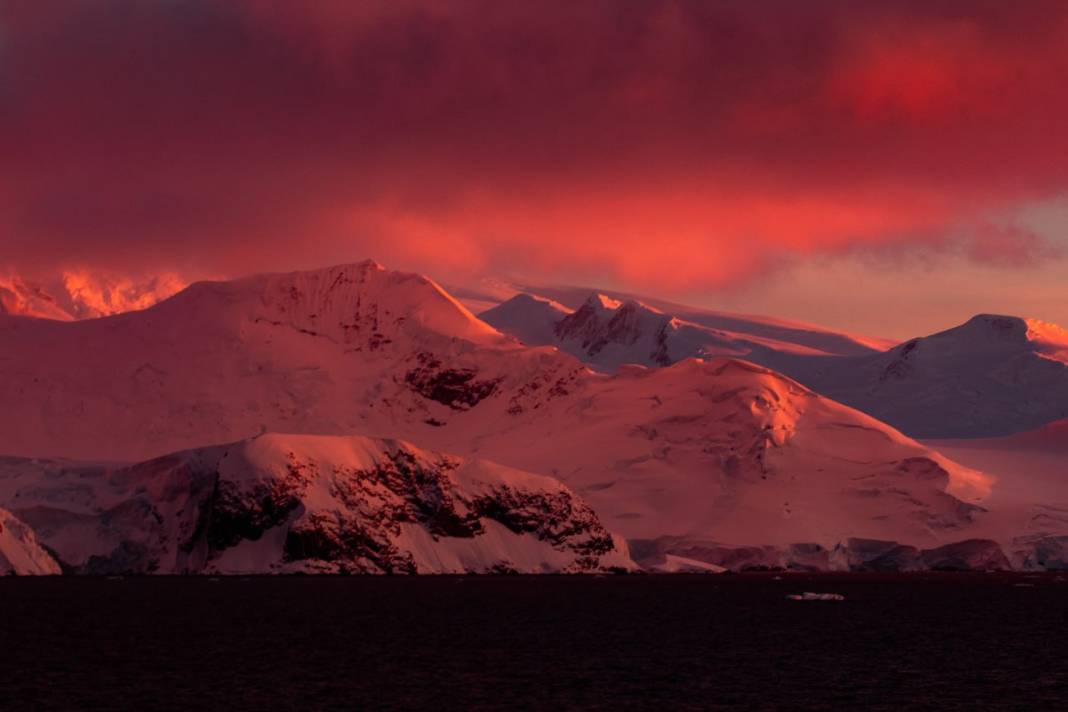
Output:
[{"xmin": 2, "ymin": 573, "xmax": 1067, "ymax": 710}]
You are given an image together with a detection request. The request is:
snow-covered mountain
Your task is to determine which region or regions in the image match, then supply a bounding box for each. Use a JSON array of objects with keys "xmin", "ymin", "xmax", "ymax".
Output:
[
  {"xmin": 0, "ymin": 261, "xmax": 536, "ymax": 460},
  {"xmin": 0, "ymin": 507, "xmax": 61, "ymax": 575},
  {"xmin": 784, "ymin": 314, "xmax": 1068, "ymax": 439},
  {"xmin": 0, "ymin": 434, "xmax": 633, "ymax": 575},
  {"xmin": 480, "ymin": 289, "xmax": 889, "ymax": 374},
  {"xmin": 477, "ymin": 293, "xmax": 572, "ymax": 347},
  {"xmin": 439, "ymin": 356, "xmax": 1010, "ymax": 569},
  {"xmin": 482, "ymin": 292, "xmax": 1068, "ymax": 443},
  {"xmin": 467, "ymin": 280, "xmax": 894, "ymax": 357},
  {"xmin": 1, "ymin": 261, "xmax": 1060, "ymax": 572}
]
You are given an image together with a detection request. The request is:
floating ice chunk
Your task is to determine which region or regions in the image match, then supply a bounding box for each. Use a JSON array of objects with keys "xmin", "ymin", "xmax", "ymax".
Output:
[{"xmin": 787, "ymin": 592, "xmax": 845, "ymax": 601}]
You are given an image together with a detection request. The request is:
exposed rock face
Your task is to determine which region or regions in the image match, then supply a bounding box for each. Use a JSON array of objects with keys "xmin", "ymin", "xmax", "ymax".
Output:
[
  {"xmin": 0, "ymin": 507, "xmax": 61, "ymax": 575},
  {"xmin": 630, "ymin": 539, "xmax": 832, "ymax": 572},
  {"xmin": 919, "ymin": 540, "xmax": 1011, "ymax": 571},
  {"xmin": 0, "ymin": 434, "xmax": 634, "ymax": 575},
  {"xmin": 553, "ymin": 295, "xmax": 679, "ymax": 367},
  {"xmin": 404, "ymin": 352, "xmax": 501, "ymax": 410},
  {"xmin": 831, "ymin": 539, "xmax": 923, "ymax": 572},
  {"xmin": 1011, "ymin": 536, "xmax": 1068, "ymax": 571}
]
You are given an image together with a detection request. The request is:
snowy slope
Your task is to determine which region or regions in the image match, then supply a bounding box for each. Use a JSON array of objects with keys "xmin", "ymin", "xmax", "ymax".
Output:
[
  {"xmin": 478, "ymin": 293, "xmax": 572, "ymax": 347},
  {"xmin": 482, "ymin": 291, "xmax": 851, "ymax": 373},
  {"xmin": 0, "ymin": 434, "xmax": 633, "ymax": 575},
  {"xmin": 419, "ymin": 358, "xmax": 997, "ymax": 565},
  {"xmin": 0, "ymin": 507, "xmax": 61, "ymax": 575},
  {"xmin": 0, "ymin": 261, "xmax": 541, "ymax": 460},
  {"xmin": 925, "ymin": 429, "xmax": 1068, "ymax": 570},
  {"xmin": 0, "ymin": 261, "xmax": 1035, "ymax": 570},
  {"xmin": 988, "ymin": 418, "xmax": 1068, "ymax": 452},
  {"xmin": 784, "ymin": 315, "xmax": 1068, "ymax": 439}
]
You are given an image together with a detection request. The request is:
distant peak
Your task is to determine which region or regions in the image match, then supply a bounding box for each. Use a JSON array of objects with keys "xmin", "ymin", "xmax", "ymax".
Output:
[
  {"xmin": 936, "ymin": 314, "xmax": 1031, "ymax": 341},
  {"xmin": 355, "ymin": 259, "xmax": 385, "ymax": 272},
  {"xmin": 322, "ymin": 259, "xmax": 385, "ymax": 276},
  {"xmin": 963, "ymin": 313, "xmax": 1027, "ymax": 328},
  {"xmin": 510, "ymin": 292, "xmax": 560, "ymax": 306},
  {"xmin": 584, "ymin": 293, "xmax": 622, "ymax": 310},
  {"xmin": 928, "ymin": 313, "xmax": 1068, "ymax": 358},
  {"xmin": 171, "ymin": 260, "xmax": 506, "ymax": 347},
  {"xmin": 616, "ymin": 298, "xmax": 662, "ymax": 316}
]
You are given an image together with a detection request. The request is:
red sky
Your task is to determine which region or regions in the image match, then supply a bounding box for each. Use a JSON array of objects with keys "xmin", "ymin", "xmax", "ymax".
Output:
[{"xmin": 2, "ymin": 1, "xmax": 1067, "ymax": 338}]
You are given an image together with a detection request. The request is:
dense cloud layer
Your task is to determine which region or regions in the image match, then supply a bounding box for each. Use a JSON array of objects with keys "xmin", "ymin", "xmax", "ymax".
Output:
[{"xmin": 2, "ymin": 1, "xmax": 1067, "ymax": 288}]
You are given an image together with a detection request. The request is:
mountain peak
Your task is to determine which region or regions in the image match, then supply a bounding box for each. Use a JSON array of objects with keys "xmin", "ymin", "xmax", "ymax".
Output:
[
  {"xmin": 152, "ymin": 261, "xmax": 506, "ymax": 349},
  {"xmin": 584, "ymin": 293, "xmax": 622, "ymax": 310},
  {"xmin": 790, "ymin": 311, "xmax": 1068, "ymax": 438},
  {"xmin": 478, "ymin": 293, "xmax": 572, "ymax": 347},
  {"xmin": 960, "ymin": 313, "xmax": 1029, "ymax": 333},
  {"xmin": 938, "ymin": 314, "xmax": 1068, "ymax": 356},
  {"xmin": 256, "ymin": 262, "xmax": 504, "ymax": 345},
  {"xmin": 355, "ymin": 259, "xmax": 386, "ymax": 272}
]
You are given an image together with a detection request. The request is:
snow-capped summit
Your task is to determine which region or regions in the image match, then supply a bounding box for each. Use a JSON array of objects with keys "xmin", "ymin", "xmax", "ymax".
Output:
[
  {"xmin": 955, "ymin": 314, "xmax": 1068, "ymax": 361},
  {"xmin": 473, "ymin": 292, "xmax": 570, "ymax": 347},
  {"xmin": 160, "ymin": 261, "xmax": 507, "ymax": 349},
  {"xmin": 584, "ymin": 293, "xmax": 623, "ymax": 310},
  {"xmin": 782, "ymin": 313, "xmax": 1068, "ymax": 438},
  {"xmin": 470, "ymin": 280, "xmax": 894, "ymax": 357},
  {"xmin": 0, "ymin": 261, "xmax": 581, "ymax": 460},
  {"xmin": 552, "ymin": 295, "xmax": 680, "ymax": 368}
]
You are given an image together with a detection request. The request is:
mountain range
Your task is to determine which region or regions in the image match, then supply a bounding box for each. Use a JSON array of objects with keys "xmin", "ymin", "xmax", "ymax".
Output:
[
  {"xmin": 1, "ymin": 261, "xmax": 1066, "ymax": 573},
  {"xmin": 481, "ymin": 287, "xmax": 1068, "ymax": 439}
]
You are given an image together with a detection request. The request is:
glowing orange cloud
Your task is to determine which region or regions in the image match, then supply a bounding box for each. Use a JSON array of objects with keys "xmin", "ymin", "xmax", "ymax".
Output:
[
  {"xmin": 0, "ymin": 271, "xmax": 184, "ymax": 320},
  {"xmin": 1, "ymin": 1, "xmax": 1066, "ymax": 294},
  {"xmin": 59, "ymin": 270, "xmax": 186, "ymax": 318}
]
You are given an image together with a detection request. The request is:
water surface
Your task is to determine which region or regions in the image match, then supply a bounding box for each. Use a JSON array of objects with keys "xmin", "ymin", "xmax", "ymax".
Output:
[{"xmin": 2, "ymin": 573, "xmax": 1066, "ymax": 710}]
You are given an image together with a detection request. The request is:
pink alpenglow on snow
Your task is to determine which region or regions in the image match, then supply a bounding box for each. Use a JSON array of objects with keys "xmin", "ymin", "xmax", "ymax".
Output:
[{"xmin": 4, "ymin": 261, "xmax": 1066, "ymax": 573}]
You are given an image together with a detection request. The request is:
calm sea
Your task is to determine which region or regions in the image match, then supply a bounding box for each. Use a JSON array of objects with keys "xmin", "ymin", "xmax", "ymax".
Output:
[{"xmin": 2, "ymin": 573, "xmax": 1066, "ymax": 710}]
